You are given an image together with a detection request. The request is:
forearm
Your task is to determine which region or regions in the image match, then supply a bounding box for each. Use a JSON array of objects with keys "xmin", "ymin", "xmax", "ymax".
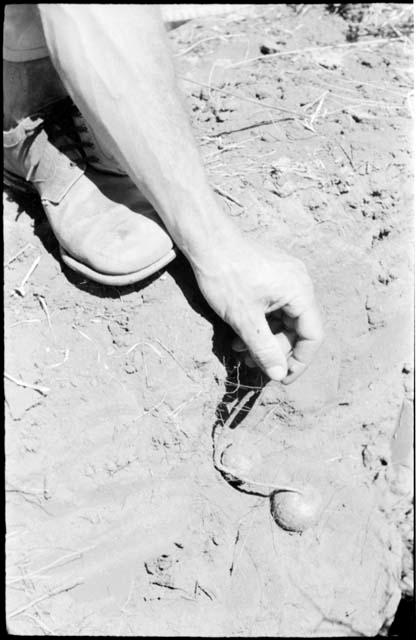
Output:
[{"xmin": 37, "ymin": 4, "xmax": 237, "ymax": 265}]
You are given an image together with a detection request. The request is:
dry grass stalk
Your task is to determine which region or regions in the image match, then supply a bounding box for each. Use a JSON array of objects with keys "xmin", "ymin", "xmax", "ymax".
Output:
[
  {"xmin": 7, "ymin": 546, "xmax": 95, "ymax": 586},
  {"xmin": 4, "ymin": 372, "xmax": 50, "ymax": 396},
  {"xmin": 180, "ymin": 76, "xmax": 305, "ymax": 119},
  {"xmin": 213, "ymin": 185, "xmax": 243, "ymax": 208},
  {"xmin": 8, "ymin": 579, "xmax": 84, "ymax": 619},
  {"xmin": 228, "ymin": 36, "xmax": 406, "ymax": 68},
  {"xmin": 4, "ymin": 243, "xmax": 34, "ymax": 268},
  {"xmin": 154, "ymin": 338, "xmax": 198, "ymax": 382},
  {"xmin": 13, "ymin": 256, "xmax": 40, "ymax": 297},
  {"xmin": 174, "ymin": 33, "xmax": 245, "ymax": 57}
]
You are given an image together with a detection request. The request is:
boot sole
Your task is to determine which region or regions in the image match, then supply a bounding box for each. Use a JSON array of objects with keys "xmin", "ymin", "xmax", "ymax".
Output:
[
  {"xmin": 5, "ymin": 168, "xmax": 177, "ymax": 286},
  {"xmin": 60, "ymin": 245, "xmax": 177, "ymax": 286}
]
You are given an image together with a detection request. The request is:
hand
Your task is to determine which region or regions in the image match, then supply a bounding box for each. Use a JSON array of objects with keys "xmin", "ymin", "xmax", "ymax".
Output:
[{"xmin": 191, "ymin": 236, "xmax": 323, "ymax": 383}]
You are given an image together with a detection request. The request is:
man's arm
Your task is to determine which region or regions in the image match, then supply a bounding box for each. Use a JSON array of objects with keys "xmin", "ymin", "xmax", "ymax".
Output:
[{"xmin": 38, "ymin": 4, "xmax": 323, "ymax": 382}]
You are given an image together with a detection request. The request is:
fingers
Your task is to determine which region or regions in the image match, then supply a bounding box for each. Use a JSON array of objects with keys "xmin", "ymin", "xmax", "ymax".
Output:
[
  {"xmin": 239, "ymin": 331, "xmax": 295, "ymax": 368},
  {"xmin": 231, "ymin": 305, "xmax": 323, "ymax": 384},
  {"xmin": 231, "ymin": 314, "xmax": 284, "ymax": 353},
  {"xmin": 243, "ymin": 329, "xmax": 295, "ymax": 366},
  {"xmin": 282, "ymin": 303, "xmax": 323, "ymax": 385},
  {"xmin": 235, "ymin": 314, "xmax": 292, "ymax": 381}
]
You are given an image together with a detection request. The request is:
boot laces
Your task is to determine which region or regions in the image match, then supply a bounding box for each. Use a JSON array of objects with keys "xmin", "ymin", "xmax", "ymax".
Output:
[{"xmin": 27, "ymin": 97, "xmax": 100, "ymax": 166}]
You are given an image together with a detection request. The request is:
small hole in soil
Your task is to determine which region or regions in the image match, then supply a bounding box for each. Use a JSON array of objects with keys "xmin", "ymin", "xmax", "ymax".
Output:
[{"xmin": 378, "ymin": 229, "xmax": 391, "ymax": 240}]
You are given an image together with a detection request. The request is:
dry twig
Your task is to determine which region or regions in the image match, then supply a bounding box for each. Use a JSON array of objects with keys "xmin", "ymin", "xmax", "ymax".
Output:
[
  {"xmin": 180, "ymin": 76, "xmax": 305, "ymax": 119},
  {"xmin": 4, "ymin": 243, "xmax": 34, "ymax": 268},
  {"xmin": 46, "ymin": 349, "xmax": 69, "ymax": 369},
  {"xmin": 35, "ymin": 295, "xmax": 53, "ymax": 331},
  {"xmin": 174, "ymin": 33, "xmax": 245, "ymax": 57},
  {"xmin": 13, "ymin": 256, "xmax": 40, "ymax": 297},
  {"xmin": 4, "ymin": 372, "xmax": 50, "ymax": 396},
  {"xmin": 9, "ymin": 319, "xmax": 41, "ymax": 328},
  {"xmin": 154, "ymin": 338, "xmax": 197, "ymax": 382},
  {"xmin": 228, "ymin": 37, "xmax": 405, "ymax": 68},
  {"xmin": 8, "ymin": 580, "xmax": 84, "ymax": 619},
  {"xmin": 213, "ymin": 185, "xmax": 243, "ymax": 208},
  {"xmin": 7, "ymin": 546, "xmax": 95, "ymax": 586}
]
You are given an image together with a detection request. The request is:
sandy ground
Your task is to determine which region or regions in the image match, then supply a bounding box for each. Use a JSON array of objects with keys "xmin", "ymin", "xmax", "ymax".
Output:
[{"xmin": 5, "ymin": 4, "xmax": 414, "ymax": 636}]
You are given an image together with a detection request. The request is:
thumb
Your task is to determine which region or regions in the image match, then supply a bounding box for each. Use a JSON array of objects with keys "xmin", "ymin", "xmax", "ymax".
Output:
[{"xmin": 239, "ymin": 314, "xmax": 288, "ymax": 381}]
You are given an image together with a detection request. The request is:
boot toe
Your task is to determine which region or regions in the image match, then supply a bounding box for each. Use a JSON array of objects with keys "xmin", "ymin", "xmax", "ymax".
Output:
[
  {"xmin": 79, "ymin": 210, "xmax": 174, "ymax": 276},
  {"xmin": 45, "ymin": 175, "xmax": 175, "ymax": 277}
]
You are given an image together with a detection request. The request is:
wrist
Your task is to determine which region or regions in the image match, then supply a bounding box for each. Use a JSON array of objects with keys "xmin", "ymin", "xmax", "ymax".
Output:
[{"xmin": 173, "ymin": 198, "xmax": 243, "ymax": 268}]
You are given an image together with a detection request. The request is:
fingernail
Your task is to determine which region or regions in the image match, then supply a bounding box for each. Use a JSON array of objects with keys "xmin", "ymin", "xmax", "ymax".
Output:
[{"xmin": 268, "ymin": 365, "xmax": 287, "ymax": 381}]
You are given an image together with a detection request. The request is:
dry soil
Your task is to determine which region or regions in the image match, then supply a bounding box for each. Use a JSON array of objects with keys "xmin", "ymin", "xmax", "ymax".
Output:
[{"xmin": 5, "ymin": 4, "xmax": 414, "ymax": 636}]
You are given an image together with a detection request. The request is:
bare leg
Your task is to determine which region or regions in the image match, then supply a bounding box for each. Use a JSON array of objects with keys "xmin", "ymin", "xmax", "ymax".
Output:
[
  {"xmin": 37, "ymin": 4, "xmax": 323, "ymax": 383},
  {"xmin": 37, "ymin": 5, "xmax": 230, "ymax": 258}
]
